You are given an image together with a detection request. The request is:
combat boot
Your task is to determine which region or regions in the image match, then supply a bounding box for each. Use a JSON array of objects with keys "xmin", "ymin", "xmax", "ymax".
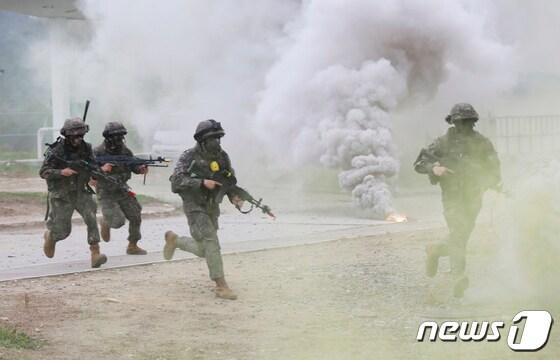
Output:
[
  {"xmin": 425, "ymin": 244, "xmax": 440, "ymax": 278},
  {"xmin": 100, "ymin": 218, "xmax": 111, "ymax": 242},
  {"xmin": 43, "ymin": 230, "xmax": 56, "ymax": 258},
  {"xmin": 163, "ymin": 231, "xmax": 178, "ymax": 260},
  {"xmin": 215, "ymin": 287, "xmax": 238, "ymax": 300},
  {"xmin": 90, "ymin": 244, "xmax": 107, "ymax": 268},
  {"xmin": 214, "ymin": 277, "xmax": 237, "ymax": 300},
  {"xmin": 453, "ymin": 275, "xmax": 469, "ymax": 298},
  {"xmin": 126, "ymin": 242, "xmax": 147, "ymax": 255}
]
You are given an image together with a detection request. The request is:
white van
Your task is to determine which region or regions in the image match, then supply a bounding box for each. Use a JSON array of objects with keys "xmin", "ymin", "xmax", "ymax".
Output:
[{"xmin": 150, "ymin": 130, "xmax": 187, "ymax": 160}]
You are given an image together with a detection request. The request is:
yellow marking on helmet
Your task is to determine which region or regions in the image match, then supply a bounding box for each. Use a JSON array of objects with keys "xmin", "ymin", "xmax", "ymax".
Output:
[{"xmin": 210, "ymin": 161, "xmax": 220, "ymax": 172}]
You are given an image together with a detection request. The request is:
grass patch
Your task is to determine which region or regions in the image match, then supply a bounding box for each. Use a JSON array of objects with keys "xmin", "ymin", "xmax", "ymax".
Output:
[
  {"xmin": 0, "ymin": 162, "xmax": 40, "ymax": 178},
  {"xmin": 0, "ymin": 326, "xmax": 42, "ymax": 350},
  {"xmin": 0, "ymin": 191, "xmax": 165, "ymax": 206},
  {"xmin": 0, "ymin": 192, "xmax": 46, "ymax": 204},
  {"xmin": 135, "ymin": 194, "xmax": 165, "ymax": 205},
  {"xmin": 0, "ymin": 149, "xmax": 36, "ymax": 161}
]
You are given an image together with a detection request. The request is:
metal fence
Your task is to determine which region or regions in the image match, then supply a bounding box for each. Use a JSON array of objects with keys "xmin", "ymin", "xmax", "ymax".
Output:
[
  {"xmin": 482, "ymin": 115, "xmax": 560, "ymax": 158},
  {"xmin": 0, "ymin": 112, "xmax": 51, "ymax": 160},
  {"xmin": 2, "ymin": 112, "xmax": 560, "ymax": 161}
]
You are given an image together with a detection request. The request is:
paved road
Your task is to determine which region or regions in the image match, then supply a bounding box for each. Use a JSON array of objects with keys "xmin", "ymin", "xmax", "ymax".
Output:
[
  {"xmin": 0, "ymin": 209, "xmax": 446, "ymax": 281},
  {"xmin": 0, "ymin": 186, "xmax": 506, "ymax": 281},
  {"xmin": 4, "ymin": 174, "xmax": 495, "ymax": 281}
]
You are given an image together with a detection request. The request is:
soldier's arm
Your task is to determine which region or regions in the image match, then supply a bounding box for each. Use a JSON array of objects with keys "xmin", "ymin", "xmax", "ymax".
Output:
[
  {"xmin": 171, "ymin": 150, "xmax": 203, "ymax": 190},
  {"xmin": 413, "ymin": 139, "xmax": 441, "ymax": 175},
  {"xmin": 39, "ymin": 147, "xmax": 65, "ymax": 180}
]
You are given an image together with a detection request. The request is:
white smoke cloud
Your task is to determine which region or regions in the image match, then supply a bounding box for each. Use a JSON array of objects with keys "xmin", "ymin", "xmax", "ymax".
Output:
[
  {"xmin": 37, "ymin": 0, "xmax": 299, "ymax": 145},
  {"xmin": 254, "ymin": 0, "xmax": 514, "ymax": 217},
  {"xmin": 27, "ymin": 0, "xmax": 521, "ymax": 217},
  {"xmin": 488, "ymin": 158, "xmax": 560, "ymax": 303}
]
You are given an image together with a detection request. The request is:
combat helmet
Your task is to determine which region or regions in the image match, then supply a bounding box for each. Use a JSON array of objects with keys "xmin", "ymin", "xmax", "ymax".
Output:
[
  {"xmin": 193, "ymin": 119, "xmax": 225, "ymax": 142},
  {"xmin": 102, "ymin": 121, "xmax": 128, "ymax": 138},
  {"xmin": 60, "ymin": 117, "xmax": 89, "ymax": 136},
  {"xmin": 445, "ymin": 103, "xmax": 479, "ymax": 124}
]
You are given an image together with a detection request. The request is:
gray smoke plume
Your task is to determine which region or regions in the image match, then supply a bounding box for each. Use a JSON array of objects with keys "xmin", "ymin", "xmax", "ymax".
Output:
[{"xmin": 254, "ymin": 0, "xmax": 513, "ymax": 218}]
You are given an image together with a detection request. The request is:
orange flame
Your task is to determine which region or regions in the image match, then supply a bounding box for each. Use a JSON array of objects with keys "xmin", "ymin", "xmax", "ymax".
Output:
[{"xmin": 385, "ymin": 213, "xmax": 408, "ymax": 223}]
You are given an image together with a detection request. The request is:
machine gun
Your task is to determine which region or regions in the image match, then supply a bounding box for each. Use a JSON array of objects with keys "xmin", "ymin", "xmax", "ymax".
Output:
[
  {"xmin": 95, "ymin": 155, "xmax": 171, "ymax": 184},
  {"xmin": 186, "ymin": 160, "xmax": 275, "ymax": 219}
]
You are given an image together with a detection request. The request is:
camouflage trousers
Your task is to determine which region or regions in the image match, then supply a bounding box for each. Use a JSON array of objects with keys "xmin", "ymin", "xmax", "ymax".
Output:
[
  {"xmin": 431, "ymin": 196, "xmax": 482, "ymax": 276},
  {"xmin": 46, "ymin": 191, "xmax": 100, "ymax": 245},
  {"xmin": 176, "ymin": 209, "xmax": 224, "ymax": 280},
  {"xmin": 98, "ymin": 192, "xmax": 142, "ymax": 242}
]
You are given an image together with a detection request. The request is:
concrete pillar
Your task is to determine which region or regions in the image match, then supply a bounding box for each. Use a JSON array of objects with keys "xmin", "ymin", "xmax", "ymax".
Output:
[{"xmin": 49, "ymin": 19, "xmax": 70, "ymax": 140}]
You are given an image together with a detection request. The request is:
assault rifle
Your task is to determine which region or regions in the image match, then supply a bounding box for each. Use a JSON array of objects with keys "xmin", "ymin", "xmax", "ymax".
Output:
[
  {"xmin": 416, "ymin": 149, "xmax": 509, "ymax": 196},
  {"xmin": 186, "ymin": 161, "xmax": 275, "ymax": 219},
  {"xmin": 232, "ymin": 186, "xmax": 276, "ymax": 219},
  {"xmin": 95, "ymin": 155, "xmax": 171, "ymax": 184},
  {"xmin": 52, "ymin": 154, "xmax": 135, "ymax": 197}
]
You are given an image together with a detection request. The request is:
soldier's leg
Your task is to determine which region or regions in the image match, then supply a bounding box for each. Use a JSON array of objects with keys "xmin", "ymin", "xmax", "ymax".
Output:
[
  {"xmin": 425, "ymin": 205, "xmax": 451, "ymax": 277},
  {"xmin": 118, "ymin": 196, "xmax": 142, "ymax": 242},
  {"xmin": 163, "ymin": 230, "xmax": 203, "ymax": 259},
  {"xmin": 76, "ymin": 193, "xmax": 107, "ymax": 268},
  {"xmin": 163, "ymin": 209, "xmax": 205, "ymax": 257},
  {"xmin": 76, "ymin": 194, "xmax": 101, "ymax": 245},
  {"xmin": 188, "ymin": 212, "xmax": 236, "ymax": 299},
  {"xmin": 99, "ymin": 196, "xmax": 125, "ymax": 242},
  {"xmin": 163, "ymin": 208, "xmax": 204, "ymax": 260},
  {"xmin": 445, "ymin": 213, "xmax": 469, "ymax": 276},
  {"xmin": 44, "ymin": 196, "xmax": 74, "ymax": 258},
  {"xmin": 175, "ymin": 234, "xmax": 205, "ymax": 257},
  {"xmin": 119, "ymin": 196, "xmax": 147, "ymax": 255},
  {"xmin": 425, "ymin": 242, "xmax": 448, "ymax": 277},
  {"xmin": 445, "ymin": 199, "xmax": 481, "ymax": 297},
  {"xmin": 100, "ymin": 197, "xmax": 126, "ymax": 229},
  {"xmin": 46, "ymin": 197, "xmax": 74, "ymax": 241},
  {"xmin": 187, "ymin": 212, "xmax": 224, "ymax": 280},
  {"xmin": 446, "ymin": 200, "xmax": 481, "ymax": 276}
]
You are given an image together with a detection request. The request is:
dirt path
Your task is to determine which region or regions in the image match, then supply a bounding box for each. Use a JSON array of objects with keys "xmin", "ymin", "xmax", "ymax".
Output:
[{"xmin": 0, "ymin": 227, "xmax": 557, "ymax": 360}]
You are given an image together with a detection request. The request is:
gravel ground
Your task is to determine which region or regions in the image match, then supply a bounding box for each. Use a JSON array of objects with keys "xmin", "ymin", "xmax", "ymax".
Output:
[{"xmin": 0, "ymin": 225, "xmax": 557, "ymax": 360}]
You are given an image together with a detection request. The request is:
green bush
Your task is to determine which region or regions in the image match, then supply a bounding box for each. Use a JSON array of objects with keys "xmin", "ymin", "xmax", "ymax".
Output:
[{"xmin": 0, "ymin": 326, "xmax": 42, "ymax": 350}]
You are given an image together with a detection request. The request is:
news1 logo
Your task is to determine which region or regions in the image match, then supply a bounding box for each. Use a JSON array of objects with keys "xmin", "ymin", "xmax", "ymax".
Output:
[{"xmin": 417, "ymin": 310, "xmax": 553, "ymax": 351}]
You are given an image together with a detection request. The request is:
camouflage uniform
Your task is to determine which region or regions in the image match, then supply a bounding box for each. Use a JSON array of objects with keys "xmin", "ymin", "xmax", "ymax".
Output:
[
  {"xmin": 414, "ymin": 104, "xmax": 501, "ymax": 292},
  {"xmin": 169, "ymin": 143, "xmax": 237, "ymax": 280},
  {"xmin": 40, "ymin": 136, "xmax": 101, "ymax": 245},
  {"xmin": 94, "ymin": 141, "xmax": 143, "ymax": 243}
]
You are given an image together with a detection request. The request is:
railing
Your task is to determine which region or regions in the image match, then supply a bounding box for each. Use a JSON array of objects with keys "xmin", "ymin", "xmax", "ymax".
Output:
[
  {"xmin": 0, "ymin": 112, "xmax": 51, "ymax": 161},
  {"xmin": 485, "ymin": 115, "xmax": 560, "ymax": 157}
]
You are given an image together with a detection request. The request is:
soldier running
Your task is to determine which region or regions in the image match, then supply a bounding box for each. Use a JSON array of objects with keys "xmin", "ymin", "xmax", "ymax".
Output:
[
  {"xmin": 414, "ymin": 103, "xmax": 502, "ymax": 298},
  {"xmin": 40, "ymin": 118, "xmax": 110, "ymax": 268},
  {"xmin": 94, "ymin": 122, "xmax": 148, "ymax": 255},
  {"xmin": 164, "ymin": 119, "xmax": 245, "ymax": 300}
]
